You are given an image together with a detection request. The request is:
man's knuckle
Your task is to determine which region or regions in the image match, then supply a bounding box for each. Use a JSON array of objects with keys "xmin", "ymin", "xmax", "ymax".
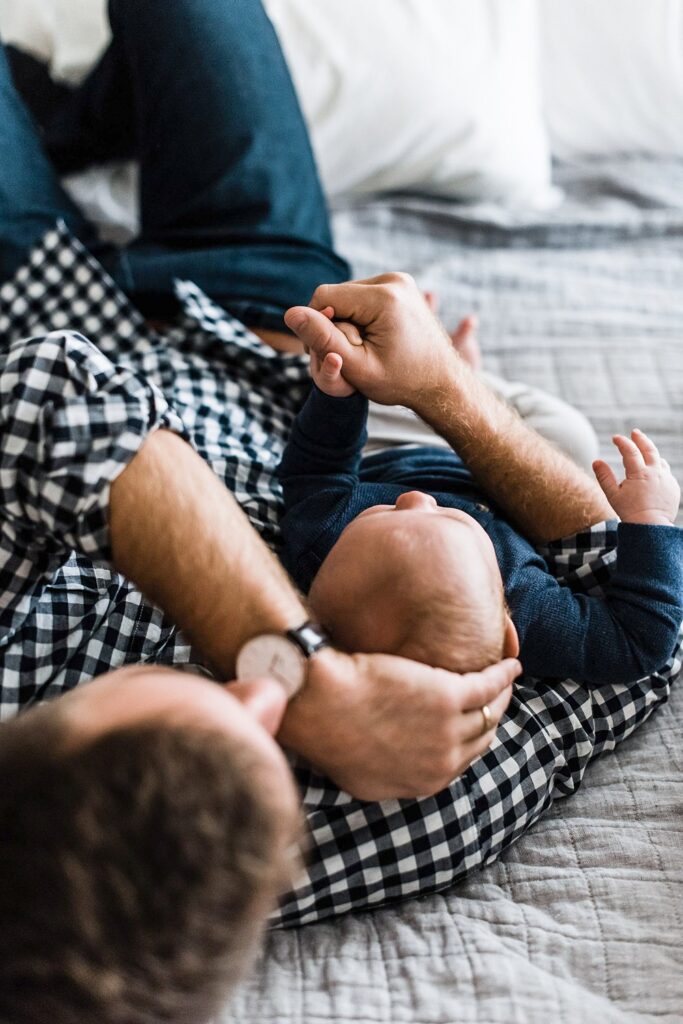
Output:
[
  {"xmin": 389, "ymin": 271, "xmax": 414, "ymax": 288},
  {"xmin": 434, "ymin": 686, "xmax": 460, "ymax": 714}
]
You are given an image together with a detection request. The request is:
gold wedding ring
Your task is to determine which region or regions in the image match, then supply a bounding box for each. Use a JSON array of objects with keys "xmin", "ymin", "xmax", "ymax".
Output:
[{"xmin": 480, "ymin": 704, "xmax": 493, "ymax": 736}]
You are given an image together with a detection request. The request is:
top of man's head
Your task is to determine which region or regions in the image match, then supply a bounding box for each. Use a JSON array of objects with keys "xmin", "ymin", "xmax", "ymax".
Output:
[
  {"xmin": 309, "ymin": 506, "xmax": 508, "ymax": 673},
  {"xmin": 0, "ymin": 697, "xmax": 302, "ymax": 1024}
]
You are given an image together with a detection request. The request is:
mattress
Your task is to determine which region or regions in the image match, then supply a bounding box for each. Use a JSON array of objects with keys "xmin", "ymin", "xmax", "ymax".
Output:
[{"xmin": 221, "ymin": 158, "xmax": 683, "ymax": 1023}]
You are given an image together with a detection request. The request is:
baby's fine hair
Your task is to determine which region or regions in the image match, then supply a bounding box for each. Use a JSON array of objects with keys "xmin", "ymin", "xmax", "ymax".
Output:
[
  {"xmin": 311, "ymin": 523, "xmax": 507, "ymax": 674},
  {"xmin": 396, "ymin": 569, "xmax": 507, "ymax": 673}
]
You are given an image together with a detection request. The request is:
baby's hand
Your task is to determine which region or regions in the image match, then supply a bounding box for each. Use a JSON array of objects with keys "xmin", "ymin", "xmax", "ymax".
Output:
[
  {"xmin": 593, "ymin": 430, "xmax": 680, "ymax": 525},
  {"xmin": 308, "ymin": 305, "xmax": 357, "ymax": 397},
  {"xmin": 310, "ymin": 350, "xmax": 356, "ymax": 397}
]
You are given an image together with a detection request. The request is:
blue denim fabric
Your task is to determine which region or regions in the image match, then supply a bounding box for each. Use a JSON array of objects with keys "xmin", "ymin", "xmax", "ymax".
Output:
[{"xmin": 0, "ymin": 0, "xmax": 350, "ymax": 328}]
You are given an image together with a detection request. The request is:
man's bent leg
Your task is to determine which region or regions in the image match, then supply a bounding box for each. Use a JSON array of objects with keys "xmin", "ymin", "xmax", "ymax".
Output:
[
  {"xmin": 109, "ymin": 0, "xmax": 350, "ymax": 326},
  {"xmin": 0, "ymin": 46, "xmax": 103, "ymax": 282}
]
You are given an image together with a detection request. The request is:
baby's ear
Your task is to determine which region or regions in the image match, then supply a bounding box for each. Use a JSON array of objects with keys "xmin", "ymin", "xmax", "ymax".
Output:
[{"xmin": 503, "ymin": 615, "xmax": 520, "ymax": 658}]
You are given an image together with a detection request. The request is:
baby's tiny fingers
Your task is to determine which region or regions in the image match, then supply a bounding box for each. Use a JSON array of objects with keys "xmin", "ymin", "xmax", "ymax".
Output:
[
  {"xmin": 336, "ymin": 321, "xmax": 364, "ymax": 348},
  {"xmin": 631, "ymin": 428, "xmax": 660, "ymax": 466},
  {"xmin": 613, "ymin": 434, "xmax": 646, "ymax": 475},
  {"xmin": 593, "ymin": 459, "xmax": 620, "ymax": 502},
  {"xmin": 322, "ymin": 352, "xmax": 343, "ymax": 377}
]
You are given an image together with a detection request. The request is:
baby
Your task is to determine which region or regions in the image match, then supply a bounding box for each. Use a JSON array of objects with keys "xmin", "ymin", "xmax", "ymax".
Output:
[
  {"xmin": 307, "ymin": 488, "xmax": 514, "ymax": 672},
  {"xmin": 278, "ymin": 317, "xmax": 683, "ymax": 683}
]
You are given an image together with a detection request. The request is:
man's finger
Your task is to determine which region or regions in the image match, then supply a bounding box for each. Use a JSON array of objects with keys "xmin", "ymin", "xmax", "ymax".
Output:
[
  {"xmin": 613, "ymin": 434, "xmax": 645, "ymax": 476},
  {"xmin": 455, "ymin": 658, "xmax": 522, "ymax": 712},
  {"xmin": 631, "ymin": 428, "xmax": 660, "ymax": 466},
  {"xmin": 309, "ymin": 282, "xmax": 388, "ymax": 326},
  {"xmin": 460, "ymin": 682, "xmax": 513, "ymax": 742},
  {"xmin": 592, "ymin": 459, "xmax": 619, "ymax": 502},
  {"xmin": 284, "ymin": 306, "xmax": 356, "ymax": 359}
]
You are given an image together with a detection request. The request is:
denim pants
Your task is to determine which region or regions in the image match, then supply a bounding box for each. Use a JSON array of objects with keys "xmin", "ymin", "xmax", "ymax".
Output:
[{"xmin": 0, "ymin": 0, "xmax": 350, "ymax": 328}]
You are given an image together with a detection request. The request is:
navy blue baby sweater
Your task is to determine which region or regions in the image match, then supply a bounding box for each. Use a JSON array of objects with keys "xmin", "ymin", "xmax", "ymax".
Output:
[{"xmin": 278, "ymin": 387, "xmax": 683, "ymax": 685}]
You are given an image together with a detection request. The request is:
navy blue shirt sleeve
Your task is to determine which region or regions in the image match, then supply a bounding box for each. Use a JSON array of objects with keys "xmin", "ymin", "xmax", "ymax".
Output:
[
  {"xmin": 512, "ymin": 523, "xmax": 683, "ymax": 685},
  {"xmin": 277, "ymin": 386, "xmax": 369, "ymax": 511},
  {"xmin": 277, "ymin": 387, "xmax": 370, "ymax": 590}
]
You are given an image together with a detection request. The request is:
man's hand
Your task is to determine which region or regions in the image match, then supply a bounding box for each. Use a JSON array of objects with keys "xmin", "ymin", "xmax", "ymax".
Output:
[
  {"xmin": 278, "ymin": 648, "xmax": 521, "ymax": 801},
  {"xmin": 593, "ymin": 430, "xmax": 680, "ymax": 526},
  {"xmin": 285, "ymin": 273, "xmax": 455, "ymax": 407},
  {"xmin": 289, "ymin": 272, "xmax": 613, "ymax": 541}
]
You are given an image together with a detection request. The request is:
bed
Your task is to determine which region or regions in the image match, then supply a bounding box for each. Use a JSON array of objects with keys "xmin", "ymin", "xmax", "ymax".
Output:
[
  {"xmin": 221, "ymin": 157, "xmax": 683, "ymax": 1024},
  {"xmin": 1, "ymin": 3, "xmax": 681, "ymax": 1018}
]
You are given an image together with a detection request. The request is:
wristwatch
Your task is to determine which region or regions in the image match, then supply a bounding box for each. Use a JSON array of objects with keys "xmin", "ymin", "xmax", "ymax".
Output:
[{"xmin": 235, "ymin": 621, "xmax": 330, "ymax": 699}]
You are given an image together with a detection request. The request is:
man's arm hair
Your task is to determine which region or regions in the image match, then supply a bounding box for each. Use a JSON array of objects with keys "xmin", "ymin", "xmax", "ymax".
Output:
[
  {"xmin": 108, "ymin": 428, "xmax": 521, "ymax": 802},
  {"xmin": 286, "ymin": 277, "xmax": 614, "ymax": 543},
  {"xmin": 414, "ymin": 355, "xmax": 614, "ymax": 543},
  {"xmin": 110, "ymin": 429, "xmax": 307, "ymax": 679}
]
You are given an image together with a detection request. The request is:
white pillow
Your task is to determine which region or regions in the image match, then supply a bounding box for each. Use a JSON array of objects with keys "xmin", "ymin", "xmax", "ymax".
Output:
[
  {"xmin": 264, "ymin": 0, "xmax": 554, "ymax": 205},
  {"xmin": 540, "ymin": 0, "xmax": 683, "ymax": 159},
  {"xmin": 0, "ymin": 0, "xmax": 109, "ymax": 83},
  {"xmin": 0, "ymin": 0, "xmax": 554, "ymax": 225}
]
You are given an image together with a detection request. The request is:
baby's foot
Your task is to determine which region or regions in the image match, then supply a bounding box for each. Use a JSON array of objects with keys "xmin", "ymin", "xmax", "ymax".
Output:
[
  {"xmin": 450, "ymin": 315, "xmax": 482, "ymax": 371},
  {"xmin": 424, "ymin": 291, "xmax": 439, "ymax": 314},
  {"xmin": 424, "ymin": 292, "xmax": 482, "ymax": 371}
]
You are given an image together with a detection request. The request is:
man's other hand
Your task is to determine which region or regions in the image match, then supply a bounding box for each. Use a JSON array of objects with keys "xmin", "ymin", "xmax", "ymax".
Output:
[
  {"xmin": 285, "ymin": 273, "xmax": 456, "ymax": 408},
  {"xmin": 278, "ymin": 648, "xmax": 521, "ymax": 802}
]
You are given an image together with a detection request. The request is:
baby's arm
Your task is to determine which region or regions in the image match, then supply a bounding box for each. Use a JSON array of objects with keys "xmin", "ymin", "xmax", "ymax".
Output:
[
  {"xmin": 517, "ymin": 432, "xmax": 682, "ymax": 684},
  {"xmin": 277, "ymin": 348, "xmax": 369, "ymax": 512}
]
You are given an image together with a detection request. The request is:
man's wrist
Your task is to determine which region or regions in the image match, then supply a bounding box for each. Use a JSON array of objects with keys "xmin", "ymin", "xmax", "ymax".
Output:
[
  {"xmin": 277, "ymin": 647, "xmax": 356, "ymax": 758},
  {"xmin": 412, "ymin": 349, "xmax": 473, "ymax": 423},
  {"xmin": 235, "ymin": 619, "xmax": 330, "ymax": 698}
]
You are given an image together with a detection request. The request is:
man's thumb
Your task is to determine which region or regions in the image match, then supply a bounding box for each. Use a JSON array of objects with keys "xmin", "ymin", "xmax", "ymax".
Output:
[{"xmin": 285, "ymin": 306, "xmax": 335, "ymax": 351}]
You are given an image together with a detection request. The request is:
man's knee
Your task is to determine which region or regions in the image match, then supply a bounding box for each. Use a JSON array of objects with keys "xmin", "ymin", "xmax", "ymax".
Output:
[
  {"xmin": 107, "ymin": 0, "xmax": 272, "ymax": 53},
  {"xmin": 108, "ymin": 0, "xmax": 262, "ymax": 26}
]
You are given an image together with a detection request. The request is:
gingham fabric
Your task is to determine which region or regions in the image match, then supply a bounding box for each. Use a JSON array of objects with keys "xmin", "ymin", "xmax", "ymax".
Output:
[{"xmin": 0, "ymin": 223, "xmax": 680, "ymax": 928}]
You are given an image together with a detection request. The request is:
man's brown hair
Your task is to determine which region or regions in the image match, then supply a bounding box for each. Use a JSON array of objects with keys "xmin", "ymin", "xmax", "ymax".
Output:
[{"xmin": 0, "ymin": 702, "xmax": 298, "ymax": 1024}]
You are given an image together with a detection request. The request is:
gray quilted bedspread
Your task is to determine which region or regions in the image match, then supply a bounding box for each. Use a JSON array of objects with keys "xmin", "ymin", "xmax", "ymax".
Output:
[{"xmin": 222, "ymin": 158, "xmax": 683, "ymax": 1024}]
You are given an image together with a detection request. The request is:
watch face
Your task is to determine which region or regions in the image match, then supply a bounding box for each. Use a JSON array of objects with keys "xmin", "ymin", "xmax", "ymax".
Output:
[{"xmin": 236, "ymin": 635, "xmax": 306, "ymax": 700}]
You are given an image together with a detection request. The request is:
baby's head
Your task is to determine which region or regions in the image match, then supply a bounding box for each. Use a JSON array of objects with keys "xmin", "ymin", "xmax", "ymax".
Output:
[{"xmin": 309, "ymin": 491, "xmax": 518, "ymax": 673}]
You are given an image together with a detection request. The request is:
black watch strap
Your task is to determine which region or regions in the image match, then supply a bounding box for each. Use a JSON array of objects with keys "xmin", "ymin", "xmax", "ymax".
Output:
[{"xmin": 286, "ymin": 621, "xmax": 330, "ymax": 658}]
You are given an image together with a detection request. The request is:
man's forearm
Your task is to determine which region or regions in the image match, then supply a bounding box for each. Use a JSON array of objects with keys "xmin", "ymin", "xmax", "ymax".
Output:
[
  {"xmin": 415, "ymin": 354, "xmax": 614, "ymax": 542},
  {"xmin": 110, "ymin": 430, "xmax": 307, "ymax": 677}
]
